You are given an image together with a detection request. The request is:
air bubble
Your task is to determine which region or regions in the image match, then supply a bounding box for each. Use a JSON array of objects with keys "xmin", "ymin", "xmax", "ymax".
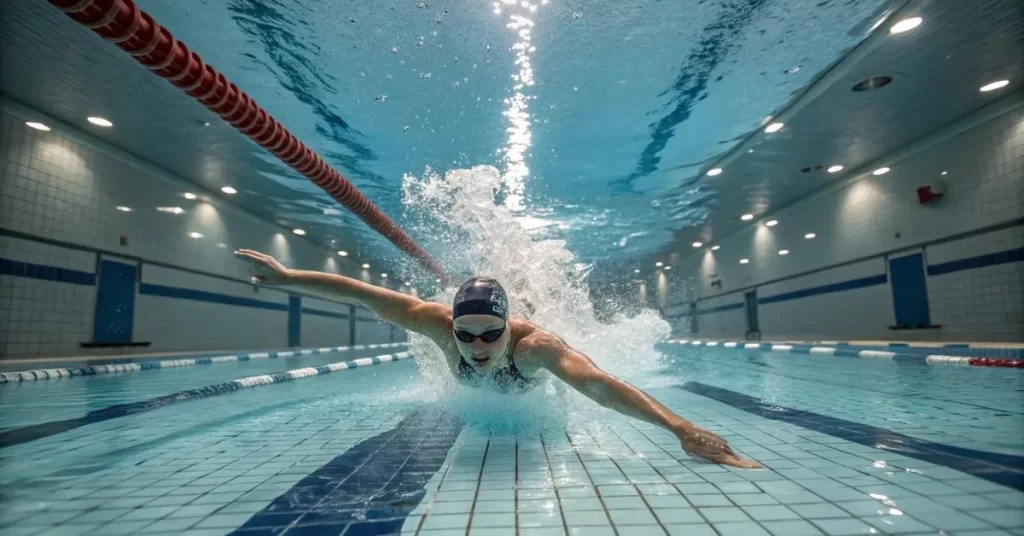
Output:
[
  {"xmin": 572, "ymin": 11, "xmax": 582, "ymax": 19},
  {"xmin": 391, "ymin": 47, "xmax": 399, "ymax": 53},
  {"xmin": 375, "ymin": 95, "xmax": 388, "ymax": 102}
]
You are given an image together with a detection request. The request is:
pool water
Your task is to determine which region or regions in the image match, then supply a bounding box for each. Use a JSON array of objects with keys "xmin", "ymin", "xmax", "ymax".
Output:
[{"xmin": 0, "ymin": 345, "xmax": 1022, "ymax": 535}]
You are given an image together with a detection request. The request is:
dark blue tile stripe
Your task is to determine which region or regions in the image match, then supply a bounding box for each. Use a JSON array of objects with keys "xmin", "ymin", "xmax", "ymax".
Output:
[
  {"xmin": 302, "ymin": 307, "xmax": 350, "ymax": 319},
  {"xmin": 0, "ymin": 355, "xmax": 406, "ymax": 448},
  {"xmin": 681, "ymin": 382, "xmax": 1024, "ymax": 491},
  {"xmin": 671, "ymin": 302, "xmax": 745, "ymax": 318},
  {"xmin": 139, "ymin": 283, "xmax": 288, "ymax": 311},
  {"xmin": 0, "ymin": 381, "xmax": 242, "ymax": 449},
  {"xmin": 0, "ymin": 257, "xmax": 96, "ymax": 286},
  {"xmin": 927, "ymin": 247, "xmax": 1024, "ymax": 276},
  {"xmin": 231, "ymin": 406, "xmax": 463, "ymax": 536},
  {"xmin": 758, "ymin": 274, "xmax": 888, "ymax": 305}
]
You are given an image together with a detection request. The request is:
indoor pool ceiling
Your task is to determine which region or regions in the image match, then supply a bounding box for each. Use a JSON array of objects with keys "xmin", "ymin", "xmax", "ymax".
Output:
[{"xmin": 2, "ymin": 0, "xmax": 1022, "ymax": 282}]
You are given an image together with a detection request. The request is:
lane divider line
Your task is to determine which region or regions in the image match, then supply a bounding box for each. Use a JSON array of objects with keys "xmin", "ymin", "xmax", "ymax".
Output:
[
  {"xmin": 0, "ymin": 342, "xmax": 409, "ymax": 383},
  {"xmin": 0, "ymin": 351, "xmax": 415, "ymax": 449},
  {"xmin": 659, "ymin": 339, "xmax": 1024, "ymax": 368}
]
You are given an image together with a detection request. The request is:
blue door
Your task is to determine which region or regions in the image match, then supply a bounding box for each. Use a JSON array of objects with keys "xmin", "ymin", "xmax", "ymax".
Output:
[
  {"xmin": 92, "ymin": 260, "xmax": 137, "ymax": 344},
  {"xmin": 744, "ymin": 290, "xmax": 759, "ymax": 333},
  {"xmin": 889, "ymin": 253, "xmax": 931, "ymax": 327},
  {"xmin": 288, "ymin": 296, "xmax": 302, "ymax": 347}
]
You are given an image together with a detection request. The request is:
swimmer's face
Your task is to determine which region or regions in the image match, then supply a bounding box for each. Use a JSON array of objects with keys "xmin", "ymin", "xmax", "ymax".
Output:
[{"xmin": 453, "ymin": 314, "xmax": 510, "ymax": 373}]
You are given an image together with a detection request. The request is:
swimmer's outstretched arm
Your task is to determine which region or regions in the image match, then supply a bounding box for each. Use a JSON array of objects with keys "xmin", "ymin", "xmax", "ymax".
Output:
[
  {"xmin": 233, "ymin": 250, "xmax": 449, "ymax": 335},
  {"xmin": 519, "ymin": 333, "xmax": 760, "ymax": 469}
]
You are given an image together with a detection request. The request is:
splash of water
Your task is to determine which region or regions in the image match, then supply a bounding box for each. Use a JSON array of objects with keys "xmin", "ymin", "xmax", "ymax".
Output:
[{"xmin": 401, "ymin": 165, "xmax": 674, "ymax": 433}]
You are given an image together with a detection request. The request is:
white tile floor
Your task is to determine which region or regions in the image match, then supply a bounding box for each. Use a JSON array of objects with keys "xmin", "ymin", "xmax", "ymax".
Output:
[{"xmin": 1, "ymin": 360, "xmax": 1022, "ymax": 535}]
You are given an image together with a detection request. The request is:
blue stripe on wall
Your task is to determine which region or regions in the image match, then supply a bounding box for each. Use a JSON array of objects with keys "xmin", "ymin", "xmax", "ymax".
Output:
[
  {"xmin": 681, "ymin": 382, "xmax": 1024, "ymax": 491},
  {"xmin": 0, "ymin": 257, "xmax": 95, "ymax": 286},
  {"xmin": 231, "ymin": 406, "xmax": 463, "ymax": 535},
  {"xmin": 302, "ymin": 307, "xmax": 350, "ymax": 319},
  {"xmin": 927, "ymin": 247, "xmax": 1024, "ymax": 276},
  {"xmin": 758, "ymin": 274, "xmax": 888, "ymax": 305},
  {"xmin": 288, "ymin": 296, "xmax": 302, "ymax": 347},
  {"xmin": 138, "ymin": 283, "xmax": 287, "ymax": 311}
]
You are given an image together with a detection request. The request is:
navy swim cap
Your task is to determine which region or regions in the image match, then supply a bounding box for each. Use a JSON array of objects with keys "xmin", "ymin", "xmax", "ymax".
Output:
[{"xmin": 453, "ymin": 277, "xmax": 508, "ymax": 320}]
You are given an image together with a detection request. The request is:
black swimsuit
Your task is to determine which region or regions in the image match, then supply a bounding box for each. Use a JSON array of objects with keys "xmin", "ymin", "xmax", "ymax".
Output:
[{"xmin": 456, "ymin": 351, "xmax": 540, "ymax": 393}]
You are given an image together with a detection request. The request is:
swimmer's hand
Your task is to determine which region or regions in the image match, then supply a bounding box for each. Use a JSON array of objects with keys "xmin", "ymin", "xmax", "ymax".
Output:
[
  {"xmin": 678, "ymin": 425, "xmax": 762, "ymax": 469},
  {"xmin": 234, "ymin": 249, "xmax": 293, "ymax": 285}
]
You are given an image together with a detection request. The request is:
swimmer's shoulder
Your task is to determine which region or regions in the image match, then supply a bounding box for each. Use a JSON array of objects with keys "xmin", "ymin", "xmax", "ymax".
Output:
[{"xmin": 510, "ymin": 321, "xmax": 567, "ymax": 375}]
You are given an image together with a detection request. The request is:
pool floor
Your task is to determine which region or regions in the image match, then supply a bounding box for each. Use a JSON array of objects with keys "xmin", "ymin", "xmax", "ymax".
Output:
[{"xmin": 0, "ymin": 352, "xmax": 1022, "ymax": 535}]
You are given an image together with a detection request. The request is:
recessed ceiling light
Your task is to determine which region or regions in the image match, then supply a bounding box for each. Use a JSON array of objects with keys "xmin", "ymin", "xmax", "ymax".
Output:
[
  {"xmin": 664, "ymin": 266, "xmax": 672, "ymax": 270},
  {"xmin": 189, "ymin": 232, "xmax": 204, "ymax": 238},
  {"xmin": 337, "ymin": 250, "xmax": 348, "ymax": 256},
  {"xmin": 779, "ymin": 249, "xmax": 790, "ymax": 255},
  {"xmin": 873, "ymin": 167, "xmax": 891, "ymax": 176},
  {"xmin": 404, "ymin": 281, "xmax": 411, "ymax": 286},
  {"xmin": 221, "ymin": 186, "xmax": 237, "ymax": 194},
  {"xmin": 381, "ymin": 273, "xmax": 388, "ymax": 278},
  {"xmin": 890, "ymin": 17, "xmax": 922, "ymax": 34},
  {"xmin": 633, "ymin": 269, "xmax": 640, "ymax": 274},
  {"xmin": 183, "ymin": 192, "xmax": 197, "ymax": 200},
  {"xmin": 827, "ymin": 165, "xmax": 844, "ymax": 173},
  {"xmin": 293, "ymin": 229, "xmax": 306, "ymax": 236},
  {"xmin": 739, "ymin": 258, "xmax": 750, "ymax": 264},
  {"xmin": 157, "ymin": 206, "xmax": 185, "ymax": 214},
  {"xmin": 655, "ymin": 261, "xmax": 663, "ymax": 267},
  {"xmin": 711, "ymin": 245, "xmax": 720, "ymax": 251},
  {"xmin": 766, "ymin": 220, "xmax": 779, "ymax": 227},
  {"xmin": 979, "ymin": 80, "xmax": 1010, "ymax": 92},
  {"xmin": 436, "ymin": 278, "xmax": 442, "ymax": 283},
  {"xmin": 115, "ymin": 206, "xmax": 132, "ymax": 212},
  {"xmin": 765, "ymin": 122, "xmax": 784, "ymax": 133},
  {"xmin": 805, "ymin": 233, "xmax": 816, "ymax": 239},
  {"xmin": 706, "ymin": 168, "xmax": 723, "ymax": 177},
  {"xmin": 692, "ymin": 241, "xmax": 703, "ymax": 248},
  {"xmin": 87, "ymin": 116, "xmax": 113, "ymax": 127},
  {"xmin": 941, "ymin": 171, "xmax": 948, "ymax": 176},
  {"xmin": 362, "ymin": 263, "xmax": 370, "ymax": 269},
  {"xmin": 25, "ymin": 122, "xmax": 50, "ymax": 131},
  {"xmin": 741, "ymin": 214, "xmax": 754, "ymax": 221}
]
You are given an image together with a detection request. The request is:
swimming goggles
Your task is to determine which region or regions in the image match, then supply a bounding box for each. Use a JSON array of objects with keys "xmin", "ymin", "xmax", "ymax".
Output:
[{"xmin": 453, "ymin": 326, "xmax": 506, "ymax": 343}]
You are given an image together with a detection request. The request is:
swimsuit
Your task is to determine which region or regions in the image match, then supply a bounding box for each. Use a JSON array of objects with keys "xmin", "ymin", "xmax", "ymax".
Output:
[{"xmin": 456, "ymin": 351, "xmax": 540, "ymax": 393}]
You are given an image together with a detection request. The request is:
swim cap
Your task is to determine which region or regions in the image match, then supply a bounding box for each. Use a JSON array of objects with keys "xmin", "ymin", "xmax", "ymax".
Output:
[{"xmin": 453, "ymin": 277, "xmax": 508, "ymax": 320}]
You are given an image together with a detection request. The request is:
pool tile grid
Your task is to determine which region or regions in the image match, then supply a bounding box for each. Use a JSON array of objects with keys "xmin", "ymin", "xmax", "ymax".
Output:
[
  {"xmin": 405, "ymin": 388, "xmax": 1023, "ymax": 536},
  {"xmin": 0, "ymin": 351, "xmax": 417, "ymax": 449},
  {"xmin": 664, "ymin": 348, "xmax": 1024, "ymax": 456},
  {"xmin": 2, "ymin": 387, "xmax": 1023, "ymax": 535},
  {"xmin": 0, "ymin": 343, "xmax": 410, "ymax": 383},
  {"xmin": 0, "ymin": 407, "xmax": 412, "ymax": 536},
  {"xmin": 661, "ymin": 339, "xmax": 1024, "ymax": 368}
]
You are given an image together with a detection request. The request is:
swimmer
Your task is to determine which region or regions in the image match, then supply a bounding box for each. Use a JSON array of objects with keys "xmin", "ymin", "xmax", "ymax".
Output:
[{"xmin": 235, "ymin": 249, "xmax": 760, "ymax": 468}]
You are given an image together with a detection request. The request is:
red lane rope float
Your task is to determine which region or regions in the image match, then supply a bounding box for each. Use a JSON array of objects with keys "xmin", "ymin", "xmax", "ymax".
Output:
[
  {"xmin": 968, "ymin": 358, "xmax": 1024, "ymax": 368},
  {"xmin": 48, "ymin": 0, "xmax": 448, "ymax": 281}
]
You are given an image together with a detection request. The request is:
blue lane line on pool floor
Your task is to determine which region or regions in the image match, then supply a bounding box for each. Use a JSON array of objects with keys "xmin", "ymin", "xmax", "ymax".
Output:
[
  {"xmin": 0, "ymin": 353, "xmax": 413, "ymax": 449},
  {"xmin": 680, "ymin": 382, "xmax": 1024, "ymax": 491},
  {"xmin": 230, "ymin": 405, "xmax": 463, "ymax": 536}
]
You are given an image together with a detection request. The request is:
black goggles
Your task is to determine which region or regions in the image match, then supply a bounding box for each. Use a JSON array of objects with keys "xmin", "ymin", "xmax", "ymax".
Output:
[{"xmin": 453, "ymin": 325, "xmax": 506, "ymax": 343}]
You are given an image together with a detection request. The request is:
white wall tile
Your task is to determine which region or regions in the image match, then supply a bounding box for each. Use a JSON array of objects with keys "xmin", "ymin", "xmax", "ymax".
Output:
[
  {"xmin": 0, "ymin": 109, "xmax": 407, "ymax": 358},
  {"xmin": 667, "ymin": 102, "xmax": 1024, "ymax": 341}
]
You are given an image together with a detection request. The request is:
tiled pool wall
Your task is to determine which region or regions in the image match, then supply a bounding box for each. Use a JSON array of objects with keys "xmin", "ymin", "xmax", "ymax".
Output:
[
  {"xmin": 0, "ymin": 107, "xmax": 406, "ymax": 360},
  {"xmin": 661, "ymin": 104, "xmax": 1024, "ymax": 344}
]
